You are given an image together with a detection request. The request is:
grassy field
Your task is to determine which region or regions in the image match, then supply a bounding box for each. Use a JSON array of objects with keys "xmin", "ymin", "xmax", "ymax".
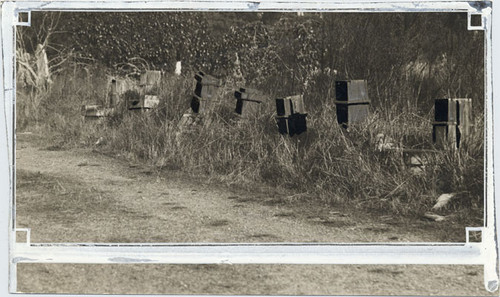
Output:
[{"xmin": 15, "ymin": 61, "xmax": 485, "ymax": 225}]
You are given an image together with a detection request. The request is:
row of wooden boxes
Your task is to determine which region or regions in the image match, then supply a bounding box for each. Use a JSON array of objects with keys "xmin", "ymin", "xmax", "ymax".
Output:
[
  {"xmin": 190, "ymin": 72, "xmax": 268, "ymax": 120},
  {"xmin": 274, "ymin": 80, "xmax": 373, "ymax": 136},
  {"xmin": 273, "ymin": 80, "xmax": 371, "ymax": 136},
  {"xmin": 83, "ymin": 70, "xmax": 472, "ymax": 149},
  {"xmin": 189, "ymin": 72, "xmax": 372, "ymax": 136}
]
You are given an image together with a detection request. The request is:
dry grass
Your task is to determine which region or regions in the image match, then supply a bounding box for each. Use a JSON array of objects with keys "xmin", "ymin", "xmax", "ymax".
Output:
[{"xmin": 16, "ymin": 64, "xmax": 484, "ymax": 221}]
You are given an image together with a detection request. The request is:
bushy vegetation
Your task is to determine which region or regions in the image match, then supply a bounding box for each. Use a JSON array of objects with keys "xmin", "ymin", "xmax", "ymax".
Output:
[{"xmin": 16, "ymin": 11, "xmax": 484, "ymax": 221}]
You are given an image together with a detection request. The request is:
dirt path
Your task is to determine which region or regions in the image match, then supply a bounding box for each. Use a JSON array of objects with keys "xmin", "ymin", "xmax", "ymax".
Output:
[
  {"xmin": 14, "ymin": 133, "xmax": 493, "ymax": 295},
  {"xmin": 16, "ymin": 133, "xmax": 465, "ymax": 243}
]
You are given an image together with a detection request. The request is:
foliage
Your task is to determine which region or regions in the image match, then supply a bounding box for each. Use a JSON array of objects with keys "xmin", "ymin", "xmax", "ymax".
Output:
[
  {"xmin": 16, "ymin": 12, "xmax": 484, "ymax": 221},
  {"xmin": 18, "ymin": 13, "xmax": 483, "ymax": 108}
]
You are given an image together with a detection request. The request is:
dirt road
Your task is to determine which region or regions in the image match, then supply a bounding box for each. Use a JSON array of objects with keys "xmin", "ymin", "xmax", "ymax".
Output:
[{"xmin": 15, "ymin": 133, "xmax": 492, "ymax": 295}]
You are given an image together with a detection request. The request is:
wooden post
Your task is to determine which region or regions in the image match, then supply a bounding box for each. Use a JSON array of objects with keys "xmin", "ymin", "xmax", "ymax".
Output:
[{"xmin": 109, "ymin": 79, "xmax": 117, "ymax": 108}]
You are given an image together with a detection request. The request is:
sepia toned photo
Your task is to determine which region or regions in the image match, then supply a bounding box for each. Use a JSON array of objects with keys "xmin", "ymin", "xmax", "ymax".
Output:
[
  {"xmin": 16, "ymin": 11, "xmax": 485, "ymax": 244},
  {"xmin": 6, "ymin": 2, "xmax": 496, "ymax": 295}
]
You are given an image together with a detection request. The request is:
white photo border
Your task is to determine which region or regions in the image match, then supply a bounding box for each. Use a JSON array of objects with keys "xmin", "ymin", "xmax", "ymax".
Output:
[{"xmin": 1, "ymin": 0, "xmax": 498, "ymax": 295}]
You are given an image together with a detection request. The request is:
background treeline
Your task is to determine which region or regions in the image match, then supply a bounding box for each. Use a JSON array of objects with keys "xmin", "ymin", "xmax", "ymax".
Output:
[
  {"xmin": 16, "ymin": 12, "xmax": 484, "ymax": 223},
  {"xmin": 19, "ymin": 12, "xmax": 484, "ymax": 113}
]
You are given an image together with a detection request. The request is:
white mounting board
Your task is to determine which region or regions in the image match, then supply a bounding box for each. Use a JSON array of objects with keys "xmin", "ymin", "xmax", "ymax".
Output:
[{"xmin": 0, "ymin": 0, "xmax": 498, "ymax": 296}]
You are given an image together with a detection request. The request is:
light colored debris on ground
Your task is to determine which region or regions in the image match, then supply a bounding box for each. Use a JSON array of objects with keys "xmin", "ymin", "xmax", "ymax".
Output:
[
  {"xmin": 423, "ymin": 212, "xmax": 446, "ymax": 222},
  {"xmin": 375, "ymin": 133, "xmax": 398, "ymax": 152},
  {"xmin": 409, "ymin": 155, "xmax": 426, "ymax": 174},
  {"xmin": 178, "ymin": 112, "xmax": 198, "ymax": 129},
  {"xmin": 95, "ymin": 137, "xmax": 106, "ymax": 146},
  {"xmin": 432, "ymin": 193, "xmax": 458, "ymax": 210}
]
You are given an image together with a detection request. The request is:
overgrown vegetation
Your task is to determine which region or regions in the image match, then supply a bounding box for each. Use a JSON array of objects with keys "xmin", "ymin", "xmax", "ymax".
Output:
[{"xmin": 16, "ymin": 12, "xmax": 484, "ymax": 222}]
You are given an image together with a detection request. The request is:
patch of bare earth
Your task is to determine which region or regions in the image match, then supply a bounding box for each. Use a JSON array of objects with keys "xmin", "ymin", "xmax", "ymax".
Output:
[{"xmin": 15, "ymin": 133, "xmax": 492, "ymax": 295}]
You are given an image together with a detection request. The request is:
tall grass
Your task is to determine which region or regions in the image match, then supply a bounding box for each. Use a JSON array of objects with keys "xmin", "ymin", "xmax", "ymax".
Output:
[{"xmin": 17, "ymin": 64, "xmax": 484, "ymax": 219}]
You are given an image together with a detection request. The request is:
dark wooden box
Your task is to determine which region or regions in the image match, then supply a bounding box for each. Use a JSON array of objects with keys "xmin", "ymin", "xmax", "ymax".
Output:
[
  {"xmin": 234, "ymin": 88, "xmax": 262, "ymax": 118},
  {"xmin": 432, "ymin": 98, "xmax": 472, "ymax": 149},
  {"xmin": 335, "ymin": 80, "xmax": 370, "ymax": 127},
  {"xmin": 275, "ymin": 95, "xmax": 307, "ymax": 136},
  {"xmin": 191, "ymin": 71, "xmax": 221, "ymax": 113}
]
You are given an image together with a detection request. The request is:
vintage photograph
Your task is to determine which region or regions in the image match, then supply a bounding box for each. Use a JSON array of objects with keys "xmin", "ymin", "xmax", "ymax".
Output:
[
  {"xmin": 15, "ymin": 12, "xmax": 484, "ymax": 242},
  {"xmin": 16, "ymin": 11, "xmax": 485, "ymax": 243},
  {"xmin": 13, "ymin": 9, "xmax": 491, "ymax": 294}
]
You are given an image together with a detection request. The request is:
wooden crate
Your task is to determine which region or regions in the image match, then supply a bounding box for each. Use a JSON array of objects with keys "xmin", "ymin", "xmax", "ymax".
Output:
[
  {"xmin": 289, "ymin": 95, "xmax": 306, "ymax": 114},
  {"xmin": 191, "ymin": 95, "xmax": 209, "ymax": 114},
  {"xmin": 275, "ymin": 95, "xmax": 307, "ymax": 136},
  {"xmin": 81, "ymin": 105, "xmax": 106, "ymax": 117},
  {"xmin": 194, "ymin": 71, "xmax": 220, "ymax": 99},
  {"xmin": 335, "ymin": 80, "xmax": 370, "ymax": 127},
  {"xmin": 128, "ymin": 95, "xmax": 159, "ymax": 111},
  {"xmin": 81, "ymin": 105, "xmax": 114, "ymax": 121},
  {"xmin": 276, "ymin": 114, "xmax": 307, "ymax": 136},
  {"xmin": 276, "ymin": 95, "xmax": 305, "ymax": 117},
  {"xmin": 433, "ymin": 98, "xmax": 472, "ymax": 149},
  {"xmin": 139, "ymin": 70, "xmax": 162, "ymax": 94},
  {"xmin": 234, "ymin": 88, "xmax": 263, "ymax": 118},
  {"xmin": 191, "ymin": 71, "xmax": 221, "ymax": 114}
]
